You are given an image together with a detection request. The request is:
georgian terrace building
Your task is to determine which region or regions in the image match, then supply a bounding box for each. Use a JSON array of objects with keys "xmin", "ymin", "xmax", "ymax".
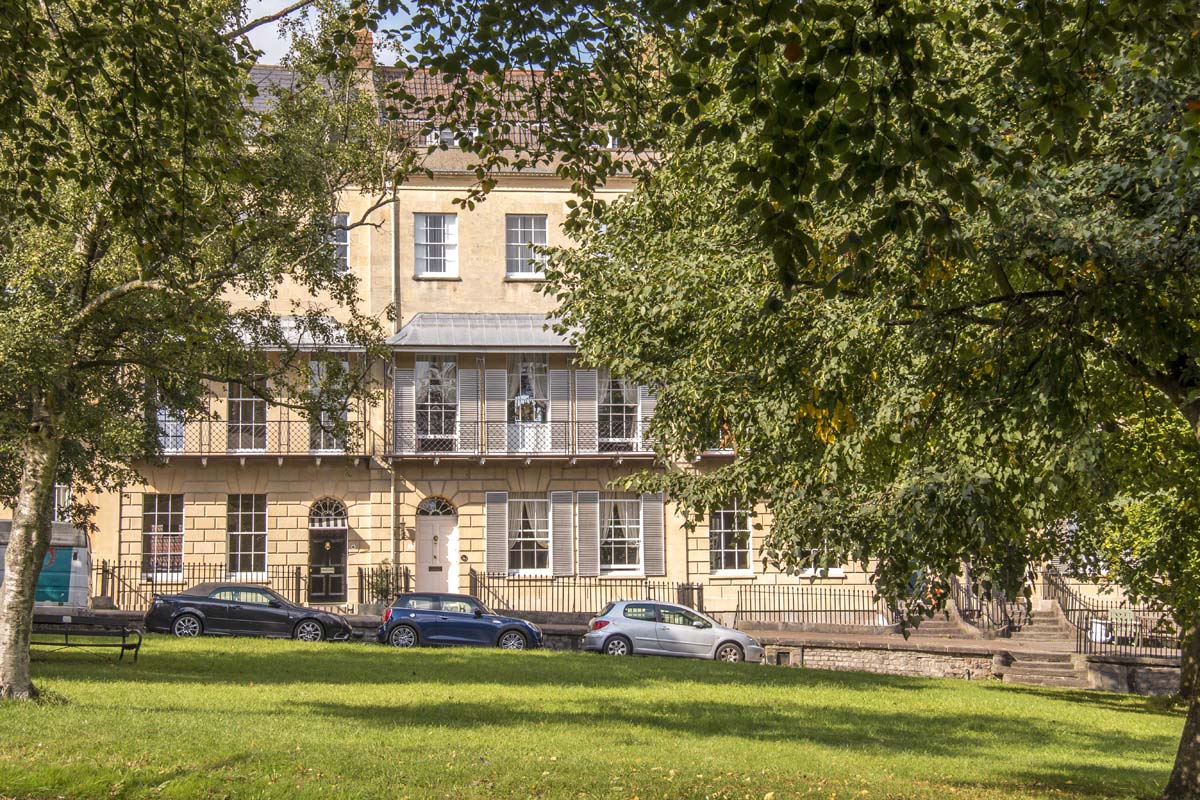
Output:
[{"xmin": 63, "ymin": 63, "xmax": 874, "ymax": 622}]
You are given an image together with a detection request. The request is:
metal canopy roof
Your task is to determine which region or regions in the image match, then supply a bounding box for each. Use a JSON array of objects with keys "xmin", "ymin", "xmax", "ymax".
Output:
[{"xmin": 386, "ymin": 313, "xmax": 574, "ymax": 351}]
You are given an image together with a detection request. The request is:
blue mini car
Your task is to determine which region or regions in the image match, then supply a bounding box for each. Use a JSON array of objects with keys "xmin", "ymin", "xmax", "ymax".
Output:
[{"xmin": 376, "ymin": 592, "xmax": 543, "ymax": 650}]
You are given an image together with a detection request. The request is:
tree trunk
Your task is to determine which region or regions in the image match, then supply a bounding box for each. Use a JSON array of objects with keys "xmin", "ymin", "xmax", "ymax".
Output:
[
  {"xmin": 1165, "ymin": 626, "xmax": 1200, "ymax": 798},
  {"xmin": 0, "ymin": 423, "xmax": 62, "ymax": 700},
  {"xmin": 1183, "ymin": 622, "xmax": 1198, "ymax": 700}
]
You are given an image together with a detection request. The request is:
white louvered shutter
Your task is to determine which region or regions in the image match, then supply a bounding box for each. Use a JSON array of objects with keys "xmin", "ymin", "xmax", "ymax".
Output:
[
  {"xmin": 637, "ymin": 385, "xmax": 658, "ymax": 450},
  {"xmin": 393, "ymin": 368, "xmax": 415, "ymax": 453},
  {"xmin": 549, "ymin": 369, "xmax": 571, "ymax": 453},
  {"xmin": 485, "ymin": 491, "xmax": 508, "ymax": 574},
  {"xmin": 575, "ymin": 369, "xmax": 598, "ymax": 454},
  {"xmin": 484, "ymin": 369, "xmax": 508, "ymax": 453},
  {"xmin": 641, "ymin": 492, "xmax": 665, "ymax": 576},
  {"xmin": 576, "ymin": 491, "xmax": 600, "ymax": 577},
  {"xmin": 550, "ymin": 491, "xmax": 574, "ymax": 576},
  {"xmin": 458, "ymin": 368, "xmax": 479, "ymax": 454}
]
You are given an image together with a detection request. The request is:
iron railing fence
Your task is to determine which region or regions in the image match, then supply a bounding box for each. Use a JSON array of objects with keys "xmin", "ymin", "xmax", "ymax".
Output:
[
  {"xmin": 93, "ymin": 560, "xmax": 308, "ymax": 612},
  {"xmin": 947, "ymin": 574, "xmax": 1033, "ymax": 636},
  {"xmin": 1043, "ymin": 567, "xmax": 1180, "ymax": 659},
  {"xmin": 389, "ymin": 421, "xmax": 656, "ymax": 457},
  {"xmin": 156, "ymin": 418, "xmax": 370, "ymax": 457},
  {"xmin": 357, "ymin": 565, "xmax": 413, "ymax": 606},
  {"xmin": 468, "ymin": 569, "xmax": 703, "ymax": 615},
  {"xmin": 733, "ymin": 585, "xmax": 897, "ymax": 627}
]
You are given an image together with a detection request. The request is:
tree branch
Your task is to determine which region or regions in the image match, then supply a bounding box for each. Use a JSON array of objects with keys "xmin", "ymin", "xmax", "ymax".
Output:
[
  {"xmin": 227, "ymin": 0, "xmax": 319, "ymax": 41},
  {"xmin": 69, "ymin": 279, "xmax": 170, "ymax": 331}
]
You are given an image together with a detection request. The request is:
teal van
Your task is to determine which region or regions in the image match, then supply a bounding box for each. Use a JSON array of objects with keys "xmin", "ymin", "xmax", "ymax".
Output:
[{"xmin": 0, "ymin": 521, "xmax": 91, "ymax": 610}]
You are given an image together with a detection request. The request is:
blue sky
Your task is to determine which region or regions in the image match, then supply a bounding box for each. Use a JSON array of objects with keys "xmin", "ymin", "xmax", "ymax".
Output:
[{"xmin": 245, "ymin": 0, "xmax": 400, "ymax": 65}]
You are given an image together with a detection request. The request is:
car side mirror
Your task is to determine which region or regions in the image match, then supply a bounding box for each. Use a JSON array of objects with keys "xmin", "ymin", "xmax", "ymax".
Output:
[
  {"xmin": 474, "ymin": 608, "xmax": 483, "ymax": 618},
  {"xmin": 692, "ymin": 621, "xmax": 707, "ymax": 629},
  {"xmin": 268, "ymin": 600, "xmax": 282, "ymax": 608}
]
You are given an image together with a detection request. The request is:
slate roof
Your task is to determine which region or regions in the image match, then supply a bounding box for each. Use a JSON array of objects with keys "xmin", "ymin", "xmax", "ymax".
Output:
[{"xmin": 386, "ymin": 313, "xmax": 574, "ymax": 351}]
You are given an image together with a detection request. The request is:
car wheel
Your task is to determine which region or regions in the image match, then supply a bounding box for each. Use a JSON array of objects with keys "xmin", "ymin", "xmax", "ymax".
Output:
[
  {"xmin": 716, "ymin": 642, "xmax": 744, "ymax": 663},
  {"xmin": 172, "ymin": 614, "xmax": 202, "ymax": 638},
  {"xmin": 604, "ymin": 635, "xmax": 632, "ymax": 656},
  {"xmin": 294, "ymin": 619, "xmax": 324, "ymax": 642},
  {"xmin": 498, "ymin": 631, "xmax": 527, "ymax": 650},
  {"xmin": 389, "ymin": 624, "xmax": 418, "ymax": 648}
]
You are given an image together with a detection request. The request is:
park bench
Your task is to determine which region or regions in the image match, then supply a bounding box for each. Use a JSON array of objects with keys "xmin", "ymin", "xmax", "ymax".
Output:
[{"xmin": 30, "ymin": 612, "xmax": 142, "ymax": 663}]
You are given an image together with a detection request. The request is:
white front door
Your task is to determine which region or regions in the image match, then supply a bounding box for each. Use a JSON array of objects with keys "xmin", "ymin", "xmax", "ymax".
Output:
[{"xmin": 415, "ymin": 516, "xmax": 454, "ymax": 592}]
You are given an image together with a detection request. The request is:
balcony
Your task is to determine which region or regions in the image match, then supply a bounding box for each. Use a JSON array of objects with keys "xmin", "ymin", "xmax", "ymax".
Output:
[
  {"xmin": 389, "ymin": 421, "xmax": 656, "ymax": 458},
  {"xmin": 156, "ymin": 419, "xmax": 372, "ymax": 457}
]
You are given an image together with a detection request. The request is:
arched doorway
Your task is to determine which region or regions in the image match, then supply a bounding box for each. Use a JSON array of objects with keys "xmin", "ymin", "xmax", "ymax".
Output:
[
  {"xmin": 415, "ymin": 497, "xmax": 457, "ymax": 592},
  {"xmin": 309, "ymin": 498, "xmax": 348, "ymax": 603}
]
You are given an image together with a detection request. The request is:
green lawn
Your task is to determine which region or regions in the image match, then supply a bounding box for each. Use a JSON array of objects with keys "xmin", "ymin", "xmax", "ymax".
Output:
[{"xmin": 0, "ymin": 636, "xmax": 1183, "ymax": 799}]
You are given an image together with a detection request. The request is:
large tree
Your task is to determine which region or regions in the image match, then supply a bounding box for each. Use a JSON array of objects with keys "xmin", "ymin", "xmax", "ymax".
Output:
[
  {"xmin": 0, "ymin": 0, "xmax": 408, "ymax": 699},
  {"xmin": 373, "ymin": 0, "xmax": 1200, "ymax": 795}
]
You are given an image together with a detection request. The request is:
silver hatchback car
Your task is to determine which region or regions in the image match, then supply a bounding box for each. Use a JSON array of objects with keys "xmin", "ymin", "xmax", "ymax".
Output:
[{"xmin": 583, "ymin": 600, "xmax": 765, "ymax": 663}]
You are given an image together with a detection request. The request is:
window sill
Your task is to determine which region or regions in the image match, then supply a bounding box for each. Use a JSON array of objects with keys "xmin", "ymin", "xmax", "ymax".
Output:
[
  {"xmin": 229, "ymin": 572, "xmax": 268, "ymax": 582},
  {"xmin": 599, "ymin": 571, "xmax": 644, "ymax": 579},
  {"xmin": 413, "ymin": 275, "xmax": 462, "ymax": 282},
  {"xmin": 141, "ymin": 573, "xmax": 183, "ymax": 583},
  {"xmin": 709, "ymin": 570, "xmax": 754, "ymax": 579},
  {"xmin": 504, "ymin": 275, "xmax": 547, "ymax": 283}
]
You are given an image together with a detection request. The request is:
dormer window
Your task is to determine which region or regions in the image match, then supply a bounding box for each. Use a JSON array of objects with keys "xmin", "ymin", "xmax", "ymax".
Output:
[{"xmin": 426, "ymin": 127, "xmax": 478, "ymax": 148}]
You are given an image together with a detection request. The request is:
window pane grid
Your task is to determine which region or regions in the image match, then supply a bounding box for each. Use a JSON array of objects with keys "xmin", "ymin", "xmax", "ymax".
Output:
[
  {"xmin": 599, "ymin": 373, "xmax": 638, "ymax": 447},
  {"xmin": 505, "ymin": 214, "xmax": 548, "ymax": 275},
  {"xmin": 227, "ymin": 494, "xmax": 267, "ymax": 576},
  {"xmin": 709, "ymin": 502, "xmax": 751, "ymax": 572},
  {"xmin": 600, "ymin": 498, "xmax": 641, "ymax": 571},
  {"xmin": 415, "ymin": 214, "xmax": 458, "ymax": 276},
  {"xmin": 51, "ymin": 484, "xmax": 72, "ymax": 523},
  {"xmin": 331, "ymin": 213, "xmax": 349, "ymax": 272},
  {"xmin": 416, "ymin": 357, "xmax": 458, "ymax": 439},
  {"xmin": 508, "ymin": 498, "xmax": 549, "ymax": 572},
  {"xmin": 157, "ymin": 407, "xmax": 185, "ymax": 452},
  {"xmin": 142, "ymin": 494, "xmax": 184, "ymax": 575},
  {"xmin": 228, "ymin": 380, "xmax": 267, "ymax": 452},
  {"xmin": 309, "ymin": 359, "xmax": 348, "ymax": 452},
  {"xmin": 508, "ymin": 355, "xmax": 548, "ymax": 423}
]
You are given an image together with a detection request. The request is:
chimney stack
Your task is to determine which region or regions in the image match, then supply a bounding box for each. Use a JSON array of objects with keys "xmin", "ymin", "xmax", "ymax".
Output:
[{"xmin": 352, "ymin": 27, "xmax": 375, "ymax": 68}]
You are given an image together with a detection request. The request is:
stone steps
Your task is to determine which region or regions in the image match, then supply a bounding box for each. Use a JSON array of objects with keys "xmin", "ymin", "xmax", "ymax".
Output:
[
  {"xmin": 1002, "ymin": 661, "xmax": 1078, "ymax": 676},
  {"xmin": 1001, "ymin": 670, "xmax": 1090, "ymax": 688}
]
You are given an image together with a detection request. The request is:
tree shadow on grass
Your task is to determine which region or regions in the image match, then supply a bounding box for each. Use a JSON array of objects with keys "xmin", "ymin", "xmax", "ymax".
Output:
[
  {"xmin": 977, "ymin": 682, "xmax": 1186, "ymax": 718},
  {"xmin": 32, "ymin": 641, "xmax": 945, "ymax": 692},
  {"xmin": 287, "ymin": 696, "xmax": 1173, "ymax": 799}
]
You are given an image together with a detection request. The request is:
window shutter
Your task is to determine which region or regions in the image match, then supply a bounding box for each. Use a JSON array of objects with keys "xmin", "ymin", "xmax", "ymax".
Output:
[
  {"xmin": 393, "ymin": 368, "xmax": 415, "ymax": 453},
  {"xmin": 641, "ymin": 492, "xmax": 665, "ymax": 576},
  {"xmin": 549, "ymin": 369, "xmax": 570, "ymax": 452},
  {"xmin": 485, "ymin": 491, "xmax": 508, "ymax": 574},
  {"xmin": 484, "ymin": 369, "xmax": 507, "ymax": 453},
  {"xmin": 458, "ymin": 368, "xmax": 479, "ymax": 454},
  {"xmin": 637, "ymin": 385, "xmax": 658, "ymax": 449},
  {"xmin": 575, "ymin": 369, "xmax": 598, "ymax": 454},
  {"xmin": 550, "ymin": 491, "xmax": 574, "ymax": 576},
  {"xmin": 576, "ymin": 491, "xmax": 600, "ymax": 577}
]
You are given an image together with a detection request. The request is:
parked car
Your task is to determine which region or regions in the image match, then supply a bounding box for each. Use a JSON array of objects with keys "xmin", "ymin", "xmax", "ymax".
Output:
[
  {"xmin": 144, "ymin": 582, "xmax": 355, "ymax": 642},
  {"xmin": 583, "ymin": 601, "xmax": 765, "ymax": 663},
  {"xmin": 377, "ymin": 592, "xmax": 543, "ymax": 650}
]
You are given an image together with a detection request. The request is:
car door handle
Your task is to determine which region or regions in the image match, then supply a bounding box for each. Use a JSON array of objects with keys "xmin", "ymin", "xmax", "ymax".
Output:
[{"xmin": 438, "ymin": 615, "xmax": 449, "ymax": 620}]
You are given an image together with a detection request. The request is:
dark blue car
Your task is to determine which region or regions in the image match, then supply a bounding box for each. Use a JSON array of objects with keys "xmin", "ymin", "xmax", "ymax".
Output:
[{"xmin": 376, "ymin": 592, "xmax": 543, "ymax": 650}]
